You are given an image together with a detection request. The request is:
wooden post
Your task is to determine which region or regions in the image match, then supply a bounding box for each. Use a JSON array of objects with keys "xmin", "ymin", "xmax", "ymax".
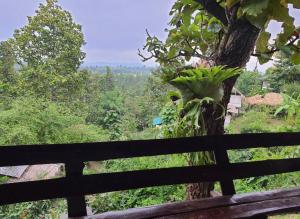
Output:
[
  {"xmin": 214, "ymin": 148, "xmax": 236, "ymax": 195},
  {"xmin": 65, "ymin": 161, "xmax": 87, "ymax": 218}
]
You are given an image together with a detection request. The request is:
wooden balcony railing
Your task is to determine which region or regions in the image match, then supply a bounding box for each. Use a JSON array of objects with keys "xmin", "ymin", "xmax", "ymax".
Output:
[{"xmin": 1, "ymin": 132, "xmax": 300, "ymax": 218}]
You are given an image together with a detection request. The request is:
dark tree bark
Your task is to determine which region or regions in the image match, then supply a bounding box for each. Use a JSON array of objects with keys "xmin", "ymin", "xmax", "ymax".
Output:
[
  {"xmin": 210, "ymin": 19, "xmax": 260, "ymax": 135},
  {"xmin": 187, "ymin": 18, "xmax": 260, "ymax": 200}
]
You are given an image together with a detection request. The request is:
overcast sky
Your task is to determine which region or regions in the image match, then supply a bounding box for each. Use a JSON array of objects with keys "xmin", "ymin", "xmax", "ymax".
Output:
[{"xmin": 0, "ymin": 0, "xmax": 299, "ymax": 71}]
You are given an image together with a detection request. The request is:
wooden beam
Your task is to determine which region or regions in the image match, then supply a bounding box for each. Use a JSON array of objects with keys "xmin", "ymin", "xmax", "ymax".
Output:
[
  {"xmin": 83, "ymin": 188, "xmax": 300, "ymax": 219},
  {"xmin": 1, "ymin": 133, "xmax": 300, "ymax": 167},
  {"xmin": 65, "ymin": 162, "xmax": 87, "ymax": 218},
  {"xmin": 1, "ymin": 158, "xmax": 300, "ymax": 206},
  {"xmin": 160, "ymin": 196, "xmax": 300, "ymax": 219},
  {"xmin": 214, "ymin": 147, "xmax": 236, "ymax": 195}
]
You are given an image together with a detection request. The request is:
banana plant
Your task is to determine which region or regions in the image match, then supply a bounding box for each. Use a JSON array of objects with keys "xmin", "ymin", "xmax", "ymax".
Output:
[{"xmin": 275, "ymin": 93, "xmax": 300, "ymax": 127}]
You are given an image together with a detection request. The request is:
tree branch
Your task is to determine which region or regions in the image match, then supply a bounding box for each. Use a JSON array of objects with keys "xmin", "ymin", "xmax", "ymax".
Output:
[
  {"xmin": 138, "ymin": 48, "xmax": 212, "ymax": 64},
  {"xmin": 252, "ymin": 36, "xmax": 299, "ymax": 57},
  {"xmin": 194, "ymin": 0, "xmax": 228, "ymax": 26}
]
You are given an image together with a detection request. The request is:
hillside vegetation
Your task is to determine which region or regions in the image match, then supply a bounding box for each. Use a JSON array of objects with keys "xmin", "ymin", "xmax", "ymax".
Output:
[{"xmin": 1, "ymin": 0, "xmax": 300, "ymax": 218}]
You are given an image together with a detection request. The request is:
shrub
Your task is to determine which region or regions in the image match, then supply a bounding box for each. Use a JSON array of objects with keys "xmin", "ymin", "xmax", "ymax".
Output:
[
  {"xmin": 88, "ymin": 155, "xmax": 186, "ymax": 213},
  {"xmin": 227, "ymin": 110, "xmax": 272, "ymax": 134},
  {"xmin": 281, "ymin": 82, "xmax": 300, "ymax": 97}
]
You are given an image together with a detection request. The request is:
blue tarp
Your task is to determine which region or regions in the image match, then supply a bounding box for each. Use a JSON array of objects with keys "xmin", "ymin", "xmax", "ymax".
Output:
[{"xmin": 153, "ymin": 117, "xmax": 162, "ymax": 126}]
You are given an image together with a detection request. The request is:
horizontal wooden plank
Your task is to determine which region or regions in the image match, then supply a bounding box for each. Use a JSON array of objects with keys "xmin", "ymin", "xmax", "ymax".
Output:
[
  {"xmin": 159, "ymin": 196, "xmax": 300, "ymax": 219},
  {"xmin": 87, "ymin": 188, "xmax": 300, "ymax": 219},
  {"xmin": 1, "ymin": 132, "xmax": 300, "ymax": 167},
  {"xmin": 1, "ymin": 158, "xmax": 300, "ymax": 206}
]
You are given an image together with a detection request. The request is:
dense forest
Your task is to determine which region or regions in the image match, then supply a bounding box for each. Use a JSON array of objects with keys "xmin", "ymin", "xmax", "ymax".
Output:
[{"xmin": 0, "ymin": 0, "xmax": 300, "ymax": 218}]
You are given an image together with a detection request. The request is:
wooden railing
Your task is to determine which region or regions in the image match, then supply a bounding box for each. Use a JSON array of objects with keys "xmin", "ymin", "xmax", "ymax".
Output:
[{"xmin": 1, "ymin": 133, "xmax": 300, "ymax": 217}]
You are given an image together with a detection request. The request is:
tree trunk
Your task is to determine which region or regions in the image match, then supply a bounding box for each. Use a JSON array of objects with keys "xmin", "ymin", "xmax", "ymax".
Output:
[
  {"xmin": 210, "ymin": 19, "xmax": 260, "ymax": 135},
  {"xmin": 187, "ymin": 19, "xmax": 260, "ymax": 200}
]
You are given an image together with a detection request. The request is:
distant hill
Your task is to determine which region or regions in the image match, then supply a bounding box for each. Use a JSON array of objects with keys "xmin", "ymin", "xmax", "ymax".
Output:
[{"xmin": 81, "ymin": 62, "xmax": 156, "ymax": 74}]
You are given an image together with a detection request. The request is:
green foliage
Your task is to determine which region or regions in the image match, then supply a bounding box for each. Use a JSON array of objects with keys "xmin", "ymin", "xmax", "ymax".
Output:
[
  {"xmin": 101, "ymin": 67, "xmax": 115, "ymax": 92},
  {"xmin": 86, "ymin": 90, "xmax": 124, "ymax": 140},
  {"xmin": 140, "ymin": 0, "xmax": 300, "ymax": 66},
  {"xmin": 0, "ymin": 176, "xmax": 9, "ymax": 184},
  {"xmin": 281, "ymin": 82, "xmax": 300, "ymax": 97},
  {"xmin": 168, "ymin": 66, "xmax": 240, "ymax": 104},
  {"xmin": 265, "ymin": 56, "xmax": 300, "ymax": 92},
  {"xmin": 140, "ymin": 1, "xmax": 223, "ymax": 65},
  {"xmin": 165, "ymin": 66, "xmax": 240, "ymax": 138},
  {"xmin": 89, "ymin": 155, "xmax": 186, "ymax": 213},
  {"xmin": 0, "ymin": 97, "xmax": 107, "ymax": 145},
  {"xmin": 235, "ymin": 71, "xmax": 263, "ymax": 96},
  {"xmin": 89, "ymin": 185, "xmax": 185, "ymax": 214},
  {"xmin": 0, "ymin": 40, "xmax": 18, "ymax": 99},
  {"xmin": 0, "ymin": 200, "xmax": 66, "ymax": 219},
  {"xmin": 231, "ymin": 144, "xmax": 300, "ymax": 193},
  {"xmin": 14, "ymin": 0, "xmax": 85, "ymax": 70},
  {"xmin": 0, "ymin": 40, "xmax": 16, "ymax": 84},
  {"xmin": 1, "ymin": 0, "xmax": 300, "ymax": 216},
  {"xmin": 160, "ymin": 66, "xmax": 240, "ymax": 169},
  {"xmin": 227, "ymin": 110, "xmax": 279, "ymax": 134},
  {"xmin": 239, "ymin": 0, "xmax": 300, "ymax": 64},
  {"xmin": 160, "ymin": 102, "xmax": 178, "ymax": 125},
  {"xmin": 128, "ymin": 128, "xmax": 160, "ymax": 140},
  {"xmin": 274, "ymin": 93, "xmax": 300, "ymax": 130},
  {"xmin": 14, "ymin": 0, "xmax": 86, "ymax": 101},
  {"xmin": 84, "ymin": 65, "xmax": 153, "ymax": 74},
  {"xmin": 227, "ymin": 108, "xmax": 300, "ymax": 195}
]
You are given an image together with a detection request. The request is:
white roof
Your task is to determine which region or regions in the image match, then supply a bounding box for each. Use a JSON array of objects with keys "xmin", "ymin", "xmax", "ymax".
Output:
[
  {"xmin": 229, "ymin": 95, "xmax": 242, "ymax": 108},
  {"xmin": 0, "ymin": 166, "xmax": 29, "ymax": 178}
]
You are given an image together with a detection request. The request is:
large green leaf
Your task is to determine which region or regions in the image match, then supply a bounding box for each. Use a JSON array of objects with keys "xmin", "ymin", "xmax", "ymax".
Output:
[
  {"xmin": 170, "ymin": 66, "xmax": 240, "ymax": 104},
  {"xmin": 291, "ymin": 53, "xmax": 300, "ymax": 65},
  {"xmin": 276, "ymin": 23, "xmax": 295, "ymax": 47},
  {"xmin": 246, "ymin": 14, "xmax": 269, "ymax": 28},
  {"xmin": 256, "ymin": 31, "xmax": 271, "ymax": 53},
  {"xmin": 267, "ymin": 0, "xmax": 294, "ymax": 24},
  {"xmin": 226, "ymin": 0, "xmax": 240, "ymax": 8},
  {"xmin": 168, "ymin": 47, "xmax": 177, "ymax": 59},
  {"xmin": 258, "ymin": 53, "xmax": 272, "ymax": 65},
  {"xmin": 182, "ymin": 5, "xmax": 192, "ymax": 26},
  {"xmin": 288, "ymin": 0, "xmax": 300, "ymax": 9},
  {"xmin": 241, "ymin": 0, "xmax": 269, "ymax": 16}
]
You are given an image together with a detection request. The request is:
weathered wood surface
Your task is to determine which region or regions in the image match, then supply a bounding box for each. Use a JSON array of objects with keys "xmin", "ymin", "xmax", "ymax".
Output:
[
  {"xmin": 1, "ymin": 133, "xmax": 300, "ymax": 167},
  {"xmin": 1, "ymin": 132, "xmax": 300, "ymax": 218},
  {"xmin": 158, "ymin": 197, "xmax": 300, "ymax": 219},
  {"xmin": 85, "ymin": 188, "xmax": 300, "ymax": 219}
]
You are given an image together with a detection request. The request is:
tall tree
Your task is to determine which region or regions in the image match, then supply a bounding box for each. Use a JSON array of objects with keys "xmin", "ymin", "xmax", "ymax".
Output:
[
  {"xmin": 235, "ymin": 70, "xmax": 263, "ymax": 96},
  {"xmin": 14, "ymin": 0, "xmax": 86, "ymax": 101},
  {"xmin": 0, "ymin": 40, "xmax": 17, "ymax": 99},
  {"xmin": 101, "ymin": 66, "xmax": 115, "ymax": 92},
  {"xmin": 265, "ymin": 55, "xmax": 300, "ymax": 93},
  {"xmin": 140, "ymin": 0, "xmax": 300, "ymax": 198},
  {"xmin": 0, "ymin": 40, "xmax": 16, "ymax": 84}
]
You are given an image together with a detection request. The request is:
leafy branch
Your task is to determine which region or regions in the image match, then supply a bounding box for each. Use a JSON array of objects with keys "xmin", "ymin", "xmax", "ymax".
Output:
[
  {"xmin": 193, "ymin": 0, "xmax": 228, "ymax": 26},
  {"xmin": 138, "ymin": 30, "xmax": 212, "ymax": 64},
  {"xmin": 252, "ymin": 34, "xmax": 300, "ymax": 58}
]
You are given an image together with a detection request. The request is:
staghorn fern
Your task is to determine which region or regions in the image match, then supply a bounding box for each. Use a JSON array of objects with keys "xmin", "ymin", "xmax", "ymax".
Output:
[
  {"xmin": 168, "ymin": 66, "xmax": 241, "ymax": 136},
  {"xmin": 164, "ymin": 66, "xmax": 241, "ymax": 166},
  {"xmin": 169, "ymin": 66, "xmax": 241, "ymax": 105}
]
